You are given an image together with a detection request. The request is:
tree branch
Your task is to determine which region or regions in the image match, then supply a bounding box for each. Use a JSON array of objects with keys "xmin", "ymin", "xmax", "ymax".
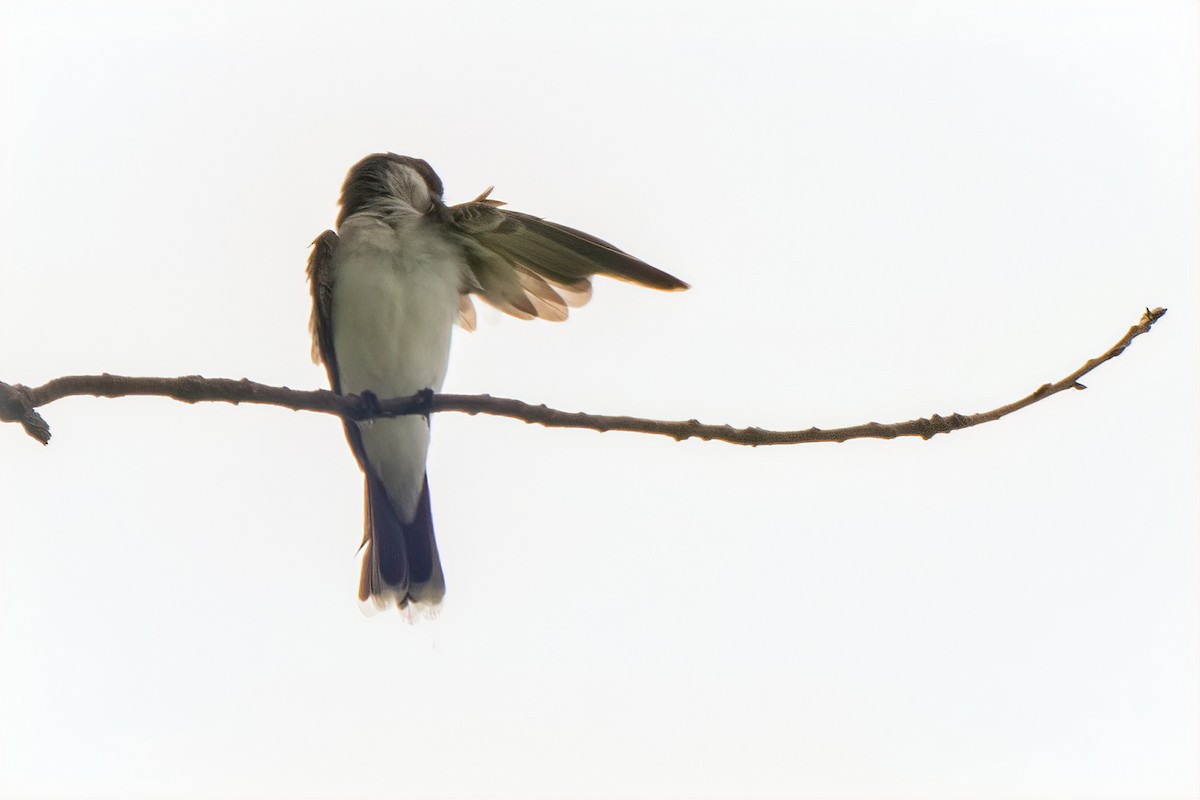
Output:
[{"xmin": 0, "ymin": 307, "xmax": 1167, "ymax": 447}]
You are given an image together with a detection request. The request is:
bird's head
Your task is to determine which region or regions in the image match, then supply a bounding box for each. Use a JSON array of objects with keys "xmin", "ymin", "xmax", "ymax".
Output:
[{"xmin": 338, "ymin": 153, "xmax": 445, "ymax": 225}]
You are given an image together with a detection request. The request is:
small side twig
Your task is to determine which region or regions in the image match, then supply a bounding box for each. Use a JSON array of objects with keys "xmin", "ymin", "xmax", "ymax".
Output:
[{"xmin": 0, "ymin": 307, "xmax": 1167, "ymax": 446}]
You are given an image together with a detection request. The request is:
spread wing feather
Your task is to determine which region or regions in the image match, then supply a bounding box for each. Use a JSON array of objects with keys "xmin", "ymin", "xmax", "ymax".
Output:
[{"xmin": 447, "ymin": 200, "xmax": 686, "ymax": 322}]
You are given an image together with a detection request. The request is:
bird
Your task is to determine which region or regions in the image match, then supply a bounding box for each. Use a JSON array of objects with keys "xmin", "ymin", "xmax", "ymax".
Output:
[{"xmin": 306, "ymin": 153, "xmax": 688, "ymax": 613}]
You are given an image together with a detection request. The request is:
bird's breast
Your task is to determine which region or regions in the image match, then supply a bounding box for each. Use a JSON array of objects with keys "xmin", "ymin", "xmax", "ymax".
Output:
[{"xmin": 330, "ymin": 216, "xmax": 463, "ymax": 398}]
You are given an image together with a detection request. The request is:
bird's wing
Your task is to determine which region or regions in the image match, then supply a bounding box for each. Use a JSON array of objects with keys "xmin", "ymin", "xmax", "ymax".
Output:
[
  {"xmin": 307, "ymin": 228, "xmax": 378, "ymax": 483},
  {"xmin": 306, "ymin": 229, "xmax": 342, "ymax": 391},
  {"xmin": 446, "ymin": 195, "xmax": 688, "ymax": 322}
]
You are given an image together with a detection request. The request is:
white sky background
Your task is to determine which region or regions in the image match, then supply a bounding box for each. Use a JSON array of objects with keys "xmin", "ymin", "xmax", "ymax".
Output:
[{"xmin": 1, "ymin": 1, "xmax": 1197, "ymax": 798}]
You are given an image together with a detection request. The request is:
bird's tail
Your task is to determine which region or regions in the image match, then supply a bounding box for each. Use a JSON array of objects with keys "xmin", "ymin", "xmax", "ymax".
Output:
[{"xmin": 358, "ymin": 473, "xmax": 445, "ymax": 612}]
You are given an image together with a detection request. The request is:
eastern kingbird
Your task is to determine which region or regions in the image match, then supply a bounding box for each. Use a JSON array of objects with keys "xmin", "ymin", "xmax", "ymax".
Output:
[{"xmin": 307, "ymin": 153, "xmax": 687, "ymax": 612}]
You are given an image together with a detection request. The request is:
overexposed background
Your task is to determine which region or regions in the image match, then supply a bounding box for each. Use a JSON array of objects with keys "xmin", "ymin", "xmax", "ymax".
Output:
[{"xmin": 1, "ymin": 2, "xmax": 1197, "ymax": 798}]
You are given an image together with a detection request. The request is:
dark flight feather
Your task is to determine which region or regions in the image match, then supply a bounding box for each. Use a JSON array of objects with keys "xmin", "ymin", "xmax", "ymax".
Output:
[{"xmin": 306, "ymin": 229, "xmax": 341, "ymax": 387}]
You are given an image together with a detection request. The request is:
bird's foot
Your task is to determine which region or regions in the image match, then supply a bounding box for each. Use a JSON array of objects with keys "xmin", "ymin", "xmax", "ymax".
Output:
[
  {"xmin": 416, "ymin": 388, "xmax": 435, "ymax": 417},
  {"xmin": 358, "ymin": 389, "xmax": 382, "ymax": 419}
]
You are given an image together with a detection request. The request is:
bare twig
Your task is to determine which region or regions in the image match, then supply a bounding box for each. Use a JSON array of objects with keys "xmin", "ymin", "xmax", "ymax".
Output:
[{"xmin": 0, "ymin": 307, "xmax": 1167, "ymax": 446}]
